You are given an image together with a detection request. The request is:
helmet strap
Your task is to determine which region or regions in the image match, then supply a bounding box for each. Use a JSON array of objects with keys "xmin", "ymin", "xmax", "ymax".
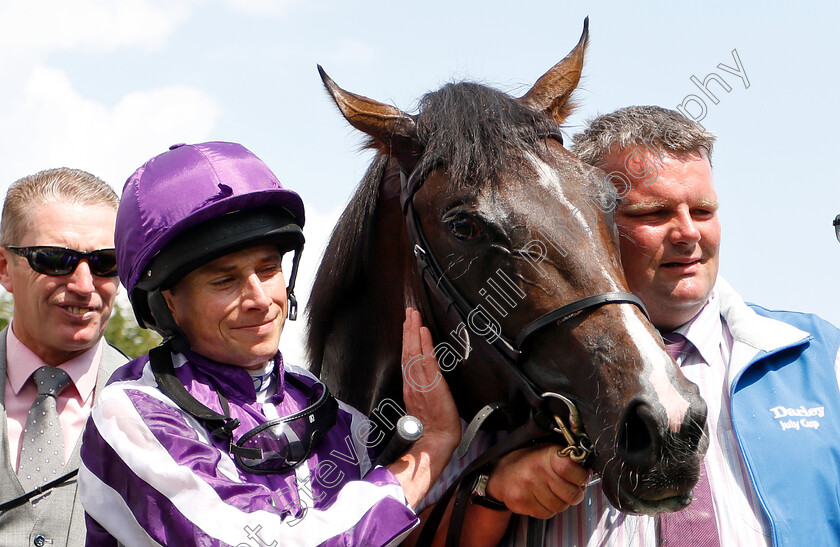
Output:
[
  {"xmin": 147, "ymin": 289, "xmax": 191, "ymax": 353},
  {"xmin": 288, "ymin": 292, "xmax": 298, "ymax": 322},
  {"xmin": 285, "ymin": 247, "xmax": 303, "ymax": 321}
]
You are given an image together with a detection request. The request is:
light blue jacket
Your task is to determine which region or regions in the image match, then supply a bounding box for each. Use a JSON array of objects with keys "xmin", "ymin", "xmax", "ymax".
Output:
[{"xmin": 720, "ymin": 279, "xmax": 840, "ymax": 546}]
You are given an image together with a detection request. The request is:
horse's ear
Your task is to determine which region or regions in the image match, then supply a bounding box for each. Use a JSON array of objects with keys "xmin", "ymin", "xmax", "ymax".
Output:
[
  {"xmin": 518, "ymin": 17, "xmax": 589, "ymax": 124},
  {"xmin": 318, "ymin": 65, "xmax": 421, "ymax": 167}
]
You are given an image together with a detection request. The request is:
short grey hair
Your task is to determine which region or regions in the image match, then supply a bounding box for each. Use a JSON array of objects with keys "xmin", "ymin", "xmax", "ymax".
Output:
[
  {"xmin": 571, "ymin": 106, "xmax": 716, "ymax": 169},
  {"xmin": 1, "ymin": 168, "xmax": 118, "ymax": 246}
]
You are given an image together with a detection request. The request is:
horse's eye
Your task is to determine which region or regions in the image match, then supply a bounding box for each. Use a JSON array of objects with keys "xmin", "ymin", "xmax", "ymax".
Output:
[{"xmin": 447, "ymin": 215, "xmax": 481, "ymax": 240}]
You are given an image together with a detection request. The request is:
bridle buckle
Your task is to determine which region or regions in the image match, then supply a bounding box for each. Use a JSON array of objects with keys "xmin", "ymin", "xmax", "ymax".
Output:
[{"xmin": 542, "ymin": 391, "xmax": 594, "ymax": 464}]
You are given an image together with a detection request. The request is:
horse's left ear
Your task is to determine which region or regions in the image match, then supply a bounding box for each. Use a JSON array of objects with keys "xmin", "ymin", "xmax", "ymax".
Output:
[
  {"xmin": 318, "ymin": 65, "xmax": 422, "ymax": 168},
  {"xmin": 518, "ymin": 17, "xmax": 589, "ymax": 124}
]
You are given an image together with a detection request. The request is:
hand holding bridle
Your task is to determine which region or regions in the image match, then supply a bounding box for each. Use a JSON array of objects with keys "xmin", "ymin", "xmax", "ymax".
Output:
[{"xmin": 486, "ymin": 444, "xmax": 592, "ymax": 519}]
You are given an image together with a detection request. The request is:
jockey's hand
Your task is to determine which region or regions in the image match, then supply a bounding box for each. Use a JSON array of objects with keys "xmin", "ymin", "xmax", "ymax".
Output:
[
  {"xmin": 486, "ymin": 444, "xmax": 592, "ymax": 519},
  {"xmin": 387, "ymin": 307, "xmax": 461, "ymax": 508},
  {"xmin": 400, "ymin": 307, "xmax": 461, "ymax": 449}
]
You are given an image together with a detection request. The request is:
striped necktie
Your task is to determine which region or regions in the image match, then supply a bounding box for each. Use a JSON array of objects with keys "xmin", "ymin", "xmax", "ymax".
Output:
[
  {"xmin": 662, "ymin": 331, "xmax": 690, "ymax": 362},
  {"xmin": 658, "ymin": 332, "xmax": 720, "ymax": 546}
]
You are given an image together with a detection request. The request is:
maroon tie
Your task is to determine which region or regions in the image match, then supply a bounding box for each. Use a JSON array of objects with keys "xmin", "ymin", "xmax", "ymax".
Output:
[
  {"xmin": 658, "ymin": 332, "xmax": 720, "ymax": 546},
  {"xmin": 662, "ymin": 332, "xmax": 689, "ymax": 362}
]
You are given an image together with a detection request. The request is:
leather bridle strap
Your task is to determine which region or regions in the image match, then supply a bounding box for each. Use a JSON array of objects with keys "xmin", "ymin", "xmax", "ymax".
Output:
[
  {"xmin": 399, "ymin": 155, "xmax": 650, "ymax": 367},
  {"xmin": 515, "ymin": 292, "xmax": 648, "ymax": 348}
]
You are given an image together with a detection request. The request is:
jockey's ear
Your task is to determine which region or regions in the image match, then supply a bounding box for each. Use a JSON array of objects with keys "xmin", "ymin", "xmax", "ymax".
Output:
[
  {"xmin": 517, "ymin": 17, "xmax": 589, "ymax": 124},
  {"xmin": 318, "ymin": 65, "xmax": 422, "ymax": 171}
]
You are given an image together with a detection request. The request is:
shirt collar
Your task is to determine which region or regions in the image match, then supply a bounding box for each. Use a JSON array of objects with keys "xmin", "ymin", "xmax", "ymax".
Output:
[
  {"xmin": 670, "ymin": 289, "xmax": 721, "ymax": 367},
  {"xmin": 6, "ymin": 322, "xmax": 104, "ymax": 401},
  {"xmin": 182, "ymin": 349, "xmax": 286, "ymax": 404}
]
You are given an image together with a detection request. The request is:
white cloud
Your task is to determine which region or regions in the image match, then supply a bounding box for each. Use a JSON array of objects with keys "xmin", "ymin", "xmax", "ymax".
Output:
[
  {"xmin": 1, "ymin": 65, "xmax": 219, "ymax": 192},
  {"xmin": 0, "ymin": 0, "xmax": 191, "ymax": 53},
  {"xmin": 223, "ymin": 0, "xmax": 300, "ymax": 18},
  {"xmin": 0, "ymin": 0, "xmax": 215, "ymax": 191}
]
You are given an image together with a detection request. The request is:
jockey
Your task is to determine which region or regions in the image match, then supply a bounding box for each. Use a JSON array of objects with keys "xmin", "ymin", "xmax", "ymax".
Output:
[{"xmin": 78, "ymin": 141, "xmax": 460, "ymax": 546}]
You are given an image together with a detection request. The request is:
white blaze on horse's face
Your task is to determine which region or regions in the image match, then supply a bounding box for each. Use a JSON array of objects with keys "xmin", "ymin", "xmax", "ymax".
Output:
[
  {"xmin": 620, "ymin": 305, "xmax": 692, "ymax": 433},
  {"xmin": 524, "ymin": 150, "xmax": 692, "ymax": 434},
  {"xmin": 525, "ymin": 151, "xmax": 622, "ymax": 293}
]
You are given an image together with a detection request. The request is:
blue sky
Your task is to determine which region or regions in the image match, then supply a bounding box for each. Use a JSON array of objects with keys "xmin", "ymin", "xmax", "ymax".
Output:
[{"xmin": 1, "ymin": 1, "xmax": 837, "ymax": 364}]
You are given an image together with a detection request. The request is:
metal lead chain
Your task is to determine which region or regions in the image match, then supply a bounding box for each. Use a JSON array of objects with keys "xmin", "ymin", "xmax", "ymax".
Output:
[{"xmin": 554, "ymin": 415, "xmax": 594, "ymax": 463}]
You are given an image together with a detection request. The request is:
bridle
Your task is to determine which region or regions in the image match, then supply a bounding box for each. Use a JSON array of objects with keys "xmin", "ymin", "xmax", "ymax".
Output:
[
  {"xmin": 399, "ymin": 131, "xmax": 650, "ymax": 545},
  {"xmin": 399, "ymin": 129, "xmax": 648, "ymax": 439}
]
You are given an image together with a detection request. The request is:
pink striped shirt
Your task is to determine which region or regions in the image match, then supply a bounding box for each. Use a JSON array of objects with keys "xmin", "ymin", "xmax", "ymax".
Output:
[
  {"xmin": 425, "ymin": 286, "xmax": 840, "ymax": 545},
  {"xmin": 3, "ymin": 324, "xmax": 104, "ymax": 471},
  {"xmin": 662, "ymin": 290, "xmax": 771, "ymax": 546}
]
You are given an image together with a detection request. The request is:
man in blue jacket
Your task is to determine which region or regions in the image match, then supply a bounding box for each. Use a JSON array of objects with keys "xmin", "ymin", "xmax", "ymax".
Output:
[
  {"xmin": 427, "ymin": 107, "xmax": 840, "ymax": 546},
  {"xmin": 566, "ymin": 106, "xmax": 840, "ymax": 546}
]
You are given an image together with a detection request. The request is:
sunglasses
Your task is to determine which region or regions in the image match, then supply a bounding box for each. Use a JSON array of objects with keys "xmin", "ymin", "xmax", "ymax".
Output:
[
  {"xmin": 835, "ymin": 214, "xmax": 840, "ymax": 244},
  {"xmin": 5, "ymin": 246, "xmax": 118, "ymax": 277}
]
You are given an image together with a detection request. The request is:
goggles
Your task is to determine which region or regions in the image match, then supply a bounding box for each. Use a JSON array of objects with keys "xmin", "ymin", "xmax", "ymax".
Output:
[
  {"xmin": 834, "ymin": 214, "xmax": 840, "ymax": 244},
  {"xmin": 149, "ymin": 346, "xmax": 337, "ymax": 475},
  {"xmin": 6, "ymin": 246, "xmax": 118, "ymax": 277},
  {"xmin": 230, "ymin": 374, "xmax": 337, "ymax": 474}
]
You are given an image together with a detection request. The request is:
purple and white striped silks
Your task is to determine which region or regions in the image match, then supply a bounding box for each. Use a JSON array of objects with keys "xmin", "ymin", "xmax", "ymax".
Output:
[{"xmin": 79, "ymin": 350, "xmax": 418, "ymax": 546}]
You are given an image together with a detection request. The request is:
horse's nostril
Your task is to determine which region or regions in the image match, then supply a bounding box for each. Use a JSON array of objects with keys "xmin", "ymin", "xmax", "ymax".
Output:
[{"xmin": 616, "ymin": 402, "xmax": 660, "ymax": 470}]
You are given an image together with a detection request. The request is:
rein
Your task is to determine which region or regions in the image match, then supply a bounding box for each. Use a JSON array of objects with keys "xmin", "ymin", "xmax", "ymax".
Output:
[{"xmin": 398, "ymin": 132, "xmax": 649, "ymax": 545}]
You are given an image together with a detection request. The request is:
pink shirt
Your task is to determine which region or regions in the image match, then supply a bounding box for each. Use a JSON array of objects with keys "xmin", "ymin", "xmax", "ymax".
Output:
[
  {"xmin": 3, "ymin": 324, "xmax": 104, "ymax": 471},
  {"xmin": 668, "ymin": 290, "xmax": 771, "ymax": 546}
]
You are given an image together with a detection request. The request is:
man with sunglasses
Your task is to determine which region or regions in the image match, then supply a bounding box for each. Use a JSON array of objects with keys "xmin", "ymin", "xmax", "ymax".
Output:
[
  {"xmin": 79, "ymin": 142, "xmax": 461, "ymax": 546},
  {"xmin": 0, "ymin": 168, "xmax": 127, "ymax": 546}
]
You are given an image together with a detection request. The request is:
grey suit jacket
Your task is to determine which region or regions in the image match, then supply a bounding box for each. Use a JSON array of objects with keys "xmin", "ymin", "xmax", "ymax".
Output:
[{"xmin": 0, "ymin": 330, "xmax": 127, "ymax": 547}]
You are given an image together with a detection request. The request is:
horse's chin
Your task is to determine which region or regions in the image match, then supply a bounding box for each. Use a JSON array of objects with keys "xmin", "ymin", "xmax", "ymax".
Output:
[
  {"xmin": 610, "ymin": 488, "xmax": 694, "ymax": 515},
  {"xmin": 597, "ymin": 456, "xmax": 703, "ymax": 515}
]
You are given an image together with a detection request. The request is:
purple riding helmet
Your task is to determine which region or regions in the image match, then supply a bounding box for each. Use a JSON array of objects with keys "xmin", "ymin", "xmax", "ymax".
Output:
[{"xmin": 116, "ymin": 141, "xmax": 305, "ymax": 351}]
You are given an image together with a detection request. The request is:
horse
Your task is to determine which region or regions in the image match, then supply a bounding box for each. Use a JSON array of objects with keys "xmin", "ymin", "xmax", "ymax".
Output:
[{"xmin": 306, "ymin": 19, "xmax": 708, "ymax": 517}]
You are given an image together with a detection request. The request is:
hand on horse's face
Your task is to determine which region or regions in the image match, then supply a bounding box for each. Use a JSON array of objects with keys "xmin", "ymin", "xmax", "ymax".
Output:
[
  {"xmin": 486, "ymin": 445, "xmax": 592, "ymax": 519},
  {"xmin": 400, "ymin": 307, "xmax": 461, "ymax": 450},
  {"xmin": 388, "ymin": 308, "xmax": 461, "ymax": 508}
]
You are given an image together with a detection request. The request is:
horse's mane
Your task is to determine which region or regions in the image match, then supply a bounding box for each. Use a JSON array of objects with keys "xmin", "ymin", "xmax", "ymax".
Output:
[{"xmin": 305, "ymin": 153, "xmax": 388, "ymax": 371}]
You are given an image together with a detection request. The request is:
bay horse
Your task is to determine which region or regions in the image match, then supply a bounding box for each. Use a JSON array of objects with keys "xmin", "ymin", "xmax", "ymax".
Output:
[{"xmin": 307, "ymin": 20, "xmax": 707, "ymax": 516}]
